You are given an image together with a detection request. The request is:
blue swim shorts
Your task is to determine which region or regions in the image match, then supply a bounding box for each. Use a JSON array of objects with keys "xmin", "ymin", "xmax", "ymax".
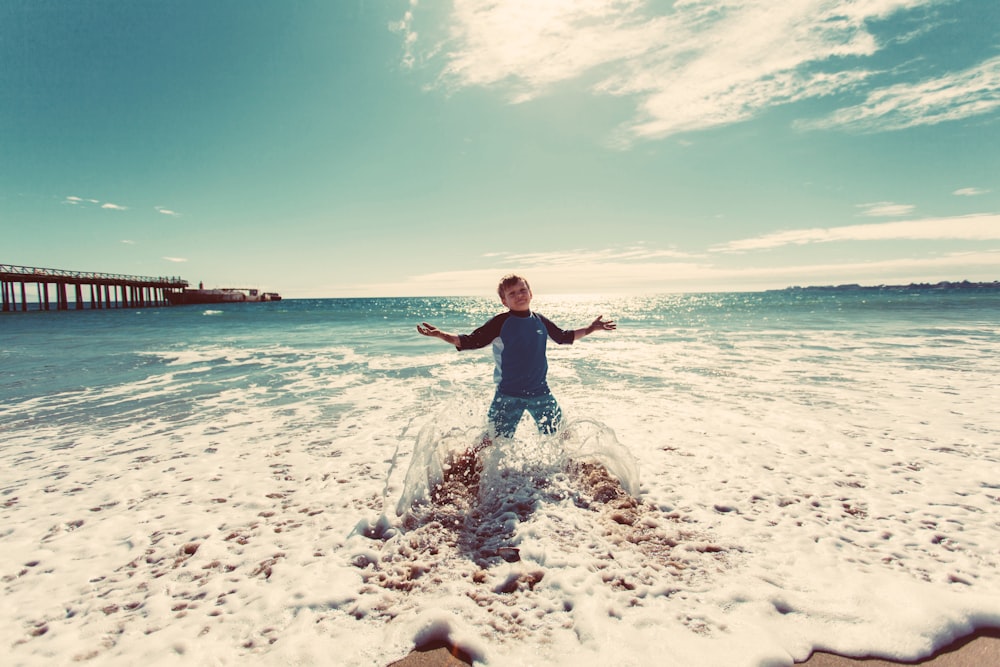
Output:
[{"xmin": 487, "ymin": 390, "xmax": 563, "ymax": 438}]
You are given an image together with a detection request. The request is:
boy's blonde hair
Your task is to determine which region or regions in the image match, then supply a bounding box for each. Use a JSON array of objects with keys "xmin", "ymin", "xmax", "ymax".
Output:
[{"xmin": 497, "ymin": 274, "xmax": 530, "ymax": 299}]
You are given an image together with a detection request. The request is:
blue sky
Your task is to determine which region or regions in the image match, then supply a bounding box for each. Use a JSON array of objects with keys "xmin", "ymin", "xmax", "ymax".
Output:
[{"xmin": 2, "ymin": 0, "xmax": 998, "ymax": 297}]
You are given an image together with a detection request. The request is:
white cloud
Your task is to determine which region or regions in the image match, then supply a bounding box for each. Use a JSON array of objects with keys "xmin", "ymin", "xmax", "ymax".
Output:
[
  {"xmin": 65, "ymin": 196, "xmax": 128, "ymax": 209},
  {"xmin": 162, "ymin": 257, "xmax": 187, "ymax": 263},
  {"xmin": 389, "ymin": 0, "xmax": 420, "ymax": 69},
  {"xmin": 437, "ymin": 0, "xmax": 664, "ymax": 102},
  {"xmin": 857, "ymin": 201, "xmax": 915, "ymax": 217},
  {"xmin": 492, "ymin": 245, "xmax": 700, "ymax": 267},
  {"xmin": 121, "ymin": 239, "xmax": 136, "ymax": 245},
  {"xmin": 65, "ymin": 199, "xmax": 180, "ymax": 215},
  {"xmin": 712, "ymin": 213, "xmax": 1000, "ymax": 253},
  {"xmin": 953, "ymin": 187, "xmax": 991, "ymax": 197},
  {"xmin": 369, "ymin": 260, "xmax": 713, "ymax": 298},
  {"xmin": 354, "ymin": 248, "xmax": 1000, "ymax": 297},
  {"xmin": 398, "ymin": 0, "xmax": 997, "ymax": 142},
  {"xmin": 801, "ymin": 55, "xmax": 1000, "ymax": 132},
  {"xmin": 702, "ymin": 250, "xmax": 1000, "ymax": 290},
  {"xmin": 689, "ymin": 250, "xmax": 1000, "ymax": 291},
  {"xmin": 345, "ymin": 242, "xmax": 706, "ymax": 296}
]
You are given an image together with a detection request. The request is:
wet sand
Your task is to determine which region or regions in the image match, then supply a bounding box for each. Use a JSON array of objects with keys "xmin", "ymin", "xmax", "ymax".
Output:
[
  {"xmin": 796, "ymin": 629, "xmax": 1000, "ymax": 666},
  {"xmin": 388, "ymin": 642, "xmax": 473, "ymax": 667},
  {"xmin": 388, "ymin": 629, "xmax": 1000, "ymax": 666}
]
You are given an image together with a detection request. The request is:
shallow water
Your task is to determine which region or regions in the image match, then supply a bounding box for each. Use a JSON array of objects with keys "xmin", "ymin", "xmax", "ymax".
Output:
[{"xmin": 2, "ymin": 289, "xmax": 998, "ymax": 666}]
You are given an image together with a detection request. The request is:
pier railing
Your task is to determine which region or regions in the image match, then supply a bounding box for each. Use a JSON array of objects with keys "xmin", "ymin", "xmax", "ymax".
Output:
[{"xmin": 1, "ymin": 263, "xmax": 189, "ymax": 312}]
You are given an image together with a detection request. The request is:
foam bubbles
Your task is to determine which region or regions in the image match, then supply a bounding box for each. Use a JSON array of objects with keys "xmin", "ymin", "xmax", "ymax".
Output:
[{"xmin": 2, "ymin": 293, "xmax": 999, "ymax": 666}]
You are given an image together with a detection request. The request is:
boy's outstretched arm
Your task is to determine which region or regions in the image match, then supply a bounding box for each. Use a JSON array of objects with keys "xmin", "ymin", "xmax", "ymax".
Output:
[
  {"xmin": 417, "ymin": 322, "xmax": 461, "ymax": 347},
  {"xmin": 573, "ymin": 315, "xmax": 616, "ymax": 341}
]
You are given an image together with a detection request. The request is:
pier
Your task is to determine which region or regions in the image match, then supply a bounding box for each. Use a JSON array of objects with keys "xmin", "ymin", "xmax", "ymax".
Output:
[{"xmin": 1, "ymin": 263, "xmax": 188, "ymax": 312}]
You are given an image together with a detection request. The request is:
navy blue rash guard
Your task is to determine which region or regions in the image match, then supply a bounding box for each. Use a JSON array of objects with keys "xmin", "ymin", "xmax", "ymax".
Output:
[{"xmin": 457, "ymin": 310, "xmax": 575, "ymax": 398}]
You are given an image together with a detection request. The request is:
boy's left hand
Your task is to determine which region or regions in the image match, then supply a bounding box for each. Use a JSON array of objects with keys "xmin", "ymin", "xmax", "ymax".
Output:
[{"xmin": 590, "ymin": 315, "xmax": 616, "ymax": 332}]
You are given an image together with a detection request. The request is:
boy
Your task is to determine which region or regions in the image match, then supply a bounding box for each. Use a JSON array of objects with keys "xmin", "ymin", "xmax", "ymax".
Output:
[{"xmin": 417, "ymin": 274, "xmax": 616, "ymax": 442}]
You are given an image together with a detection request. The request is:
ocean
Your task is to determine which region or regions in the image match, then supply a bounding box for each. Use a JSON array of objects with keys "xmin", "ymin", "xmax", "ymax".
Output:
[{"xmin": 2, "ymin": 288, "xmax": 999, "ymax": 666}]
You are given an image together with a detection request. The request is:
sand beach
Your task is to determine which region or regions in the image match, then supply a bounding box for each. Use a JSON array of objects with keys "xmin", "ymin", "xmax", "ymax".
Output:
[
  {"xmin": 387, "ymin": 629, "xmax": 1000, "ymax": 666},
  {"xmin": 799, "ymin": 629, "xmax": 1000, "ymax": 667}
]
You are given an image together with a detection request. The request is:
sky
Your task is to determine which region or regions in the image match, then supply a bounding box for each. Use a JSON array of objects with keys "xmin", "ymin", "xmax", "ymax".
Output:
[{"xmin": 2, "ymin": 0, "xmax": 999, "ymax": 298}]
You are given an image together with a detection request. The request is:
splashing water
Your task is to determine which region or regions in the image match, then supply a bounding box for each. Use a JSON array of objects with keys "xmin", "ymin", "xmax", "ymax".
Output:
[{"xmin": 396, "ymin": 416, "xmax": 640, "ymax": 518}]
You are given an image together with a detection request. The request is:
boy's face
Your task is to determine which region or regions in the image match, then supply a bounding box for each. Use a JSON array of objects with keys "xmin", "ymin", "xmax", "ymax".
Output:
[{"xmin": 500, "ymin": 279, "xmax": 532, "ymax": 312}]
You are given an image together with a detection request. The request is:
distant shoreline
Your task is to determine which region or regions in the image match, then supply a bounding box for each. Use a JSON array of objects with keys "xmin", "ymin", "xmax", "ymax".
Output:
[{"xmin": 773, "ymin": 280, "xmax": 1000, "ymax": 293}]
